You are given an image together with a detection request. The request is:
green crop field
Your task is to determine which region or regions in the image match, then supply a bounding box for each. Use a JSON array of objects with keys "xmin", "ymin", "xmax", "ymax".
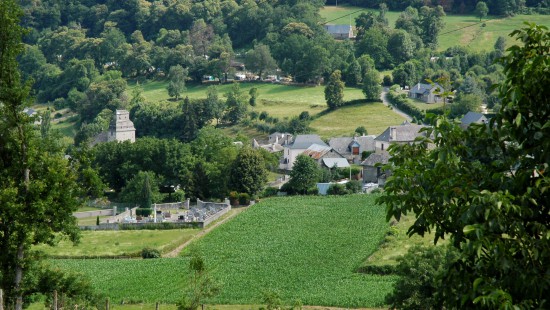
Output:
[
  {"xmin": 38, "ymin": 229, "xmax": 199, "ymax": 257},
  {"xmin": 54, "ymin": 195, "xmax": 395, "ymax": 307},
  {"xmin": 320, "ymin": 5, "xmax": 550, "ymax": 52}
]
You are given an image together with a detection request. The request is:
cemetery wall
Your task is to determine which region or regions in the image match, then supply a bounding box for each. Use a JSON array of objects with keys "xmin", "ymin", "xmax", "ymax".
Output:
[
  {"xmin": 80, "ymin": 222, "xmax": 202, "ymax": 231},
  {"xmin": 202, "ymin": 204, "xmax": 231, "ymax": 227},
  {"xmin": 103, "ymin": 207, "xmax": 139, "ymax": 223},
  {"xmin": 73, "ymin": 209, "xmax": 114, "ymax": 218}
]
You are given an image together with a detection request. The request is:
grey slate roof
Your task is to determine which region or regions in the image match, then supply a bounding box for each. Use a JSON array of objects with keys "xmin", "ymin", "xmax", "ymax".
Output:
[
  {"xmin": 409, "ymin": 83, "xmax": 442, "ymax": 95},
  {"xmin": 375, "ymin": 124, "xmax": 427, "ymax": 143},
  {"xmin": 361, "ymin": 153, "xmax": 390, "ymax": 166},
  {"xmin": 461, "ymin": 111, "xmax": 487, "ymax": 126},
  {"xmin": 324, "ymin": 24, "xmax": 352, "ymax": 35},
  {"xmin": 329, "ymin": 136, "xmax": 376, "ymax": 154},
  {"xmin": 290, "ymin": 134, "xmax": 327, "ymax": 149},
  {"xmin": 322, "ymin": 158, "xmax": 350, "ymax": 168}
]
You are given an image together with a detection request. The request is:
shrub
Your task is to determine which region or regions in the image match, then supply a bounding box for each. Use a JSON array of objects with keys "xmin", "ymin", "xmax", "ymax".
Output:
[
  {"xmin": 229, "ymin": 191, "xmax": 239, "ymax": 206},
  {"xmin": 306, "ymin": 187, "xmax": 319, "ymax": 195},
  {"xmin": 238, "ymin": 193, "xmax": 250, "ymax": 205},
  {"xmin": 96, "ymin": 216, "xmax": 100, "ymax": 226},
  {"xmin": 346, "ymin": 180, "xmax": 363, "ymax": 194},
  {"xmin": 327, "ymin": 183, "xmax": 348, "ymax": 195},
  {"xmin": 136, "ymin": 208, "xmax": 153, "ymax": 217},
  {"xmin": 141, "ymin": 247, "xmax": 161, "ymax": 259},
  {"xmin": 262, "ymin": 187, "xmax": 279, "ymax": 198}
]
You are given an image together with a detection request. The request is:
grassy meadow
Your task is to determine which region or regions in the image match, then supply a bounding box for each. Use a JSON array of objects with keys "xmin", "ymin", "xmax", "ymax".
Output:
[
  {"xmin": 37, "ymin": 229, "xmax": 199, "ymax": 257},
  {"xmin": 133, "ymin": 81, "xmax": 403, "ymax": 137},
  {"xmin": 55, "ymin": 195, "xmax": 395, "ymax": 307},
  {"xmin": 320, "ymin": 5, "xmax": 550, "ymax": 52}
]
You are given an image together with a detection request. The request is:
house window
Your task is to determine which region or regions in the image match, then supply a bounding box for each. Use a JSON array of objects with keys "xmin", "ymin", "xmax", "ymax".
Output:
[
  {"xmin": 352, "ymin": 146, "xmax": 359, "ymax": 155},
  {"xmin": 381, "ymin": 143, "xmax": 384, "ymax": 151}
]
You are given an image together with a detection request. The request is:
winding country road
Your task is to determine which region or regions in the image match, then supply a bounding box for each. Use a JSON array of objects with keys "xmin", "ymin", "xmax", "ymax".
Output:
[{"xmin": 380, "ymin": 87, "xmax": 413, "ymax": 121}]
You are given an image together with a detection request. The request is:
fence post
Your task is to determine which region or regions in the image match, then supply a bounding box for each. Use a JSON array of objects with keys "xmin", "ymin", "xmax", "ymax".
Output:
[
  {"xmin": 0, "ymin": 288, "xmax": 4, "ymax": 310},
  {"xmin": 53, "ymin": 290, "xmax": 58, "ymax": 310}
]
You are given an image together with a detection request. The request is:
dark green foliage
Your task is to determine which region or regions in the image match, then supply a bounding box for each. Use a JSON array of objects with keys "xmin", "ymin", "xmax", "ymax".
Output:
[
  {"xmin": 378, "ymin": 24, "xmax": 550, "ymax": 308},
  {"xmin": 229, "ymin": 147, "xmax": 267, "ymax": 196},
  {"xmin": 362, "ymin": 69, "xmax": 382, "ymax": 100},
  {"xmin": 96, "ymin": 216, "xmax": 100, "ymax": 226},
  {"xmin": 261, "ymin": 187, "xmax": 280, "ymax": 198},
  {"xmin": 385, "ymin": 89, "xmax": 425, "ymax": 121},
  {"xmin": 238, "ymin": 193, "xmax": 251, "ymax": 206},
  {"xmin": 385, "ymin": 246, "xmax": 459, "ymax": 309},
  {"xmin": 167, "ymin": 65, "xmax": 187, "ymax": 100},
  {"xmin": 287, "ymin": 154, "xmax": 320, "ymax": 195},
  {"xmin": 0, "ymin": 1, "xmax": 83, "ymax": 308},
  {"xmin": 325, "ymin": 70, "xmax": 345, "ymax": 110},
  {"xmin": 357, "ymin": 264, "xmax": 396, "ymax": 275},
  {"xmin": 244, "ymin": 44, "xmax": 277, "ymax": 80},
  {"xmin": 119, "ymin": 171, "xmax": 160, "ymax": 207},
  {"xmin": 345, "ymin": 180, "xmax": 362, "ymax": 194},
  {"xmin": 223, "ymin": 83, "xmax": 248, "ymax": 125},
  {"xmin": 327, "ymin": 183, "xmax": 347, "ymax": 195},
  {"xmin": 136, "ymin": 208, "xmax": 153, "ymax": 217},
  {"xmin": 475, "ymin": 1, "xmax": 489, "ymax": 21},
  {"xmin": 141, "ymin": 247, "xmax": 161, "ymax": 259},
  {"xmin": 355, "ymin": 126, "xmax": 368, "ymax": 136}
]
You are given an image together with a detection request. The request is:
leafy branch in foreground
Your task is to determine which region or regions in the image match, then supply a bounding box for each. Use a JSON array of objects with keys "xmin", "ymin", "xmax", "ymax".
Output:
[{"xmin": 378, "ymin": 23, "xmax": 550, "ymax": 309}]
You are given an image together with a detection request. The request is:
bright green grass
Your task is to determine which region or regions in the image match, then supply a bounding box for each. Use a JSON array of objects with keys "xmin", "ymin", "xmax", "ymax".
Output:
[
  {"xmin": 311, "ymin": 101, "xmax": 406, "ymax": 137},
  {"xmin": 38, "ymin": 229, "xmax": 199, "ymax": 257},
  {"xmin": 360, "ymin": 214, "xmax": 444, "ymax": 267},
  {"xmin": 320, "ymin": 5, "xmax": 400, "ymax": 29},
  {"xmin": 438, "ymin": 14, "xmax": 550, "ymax": 52},
  {"xmin": 407, "ymin": 98, "xmax": 445, "ymax": 112},
  {"xmin": 320, "ymin": 5, "xmax": 550, "ymax": 52},
  {"xmin": 54, "ymin": 195, "xmax": 395, "ymax": 307}
]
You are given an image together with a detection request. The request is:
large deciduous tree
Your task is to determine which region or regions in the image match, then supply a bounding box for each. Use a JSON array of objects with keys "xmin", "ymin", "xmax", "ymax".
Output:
[
  {"xmin": 167, "ymin": 64, "xmax": 187, "ymax": 100},
  {"xmin": 229, "ymin": 147, "xmax": 268, "ymax": 196},
  {"xmin": 325, "ymin": 70, "xmax": 345, "ymax": 110},
  {"xmin": 0, "ymin": 1, "xmax": 81, "ymax": 309},
  {"xmin": 475, "ymin": 1, "xmax": 489, "ymax": 21},
  {"xmin": 362, "ymin": 69, "xmax": 382, "ymax": 100},
  {"xmin": 378, "ymin": 24, "xmax": 550, "ymax": 308},
  {"xmin": 288, "ymin": 154, "xmax": 320, "ymax": 195},
  {"xmin": 244, "ymin": 44, "xmax": 277, "ymax": 80}
]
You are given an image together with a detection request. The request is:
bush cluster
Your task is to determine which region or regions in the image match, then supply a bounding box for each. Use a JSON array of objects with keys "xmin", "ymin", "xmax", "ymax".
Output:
[
  {"xmin": 141, "ymin": 247, "xmax": 161, "ymax": 259},
  {"xmin": 386, "ymin": 88, "xmax": 425, "ymax": 122}
]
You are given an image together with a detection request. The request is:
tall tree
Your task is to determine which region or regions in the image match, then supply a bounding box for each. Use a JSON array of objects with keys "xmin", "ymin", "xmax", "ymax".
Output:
[
  {"xmin": 288, "ymin": 154, "xmax": 320, "ymax": 195},
  {"xmin": 325, "ymin": 70, "xmax": 345, "ymax": 110},
  {"xmin": 475, "ymin": 1, "xmax": 489, "ymax": 21},
  {"xmin": 223, "ymin": 83, "xmax": 248, "ymax": 125},
  {"xmin": 0, "ymin": 1, "xmax": 80, "ymax": 309},
  {"xmin": 362, "ymin": 69, "xmax": 382, "ymax": 100},
  {"xmin": 229, "ymin": 147, "xmax": 268, "ymax": 196},
  {"xmin": 418, "ymin": 5, "xmax": 446, "ymax": 49},
  {"xmin": 378, "ymin": 24, "xmax": 550, "ymax": 308},
  {"xmin": 167, "ymin": 65, "xmax": 187, "ymax": 100}
]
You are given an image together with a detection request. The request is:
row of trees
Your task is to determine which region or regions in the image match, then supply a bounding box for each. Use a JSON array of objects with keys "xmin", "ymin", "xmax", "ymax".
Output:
[{"xmin": 329, "ymin": 0, "xmax": 548, "ymax": 16}]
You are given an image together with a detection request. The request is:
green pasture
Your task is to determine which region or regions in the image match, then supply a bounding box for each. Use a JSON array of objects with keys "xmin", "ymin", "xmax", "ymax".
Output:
[
  {"xmin": 55, "ymin": 195, "xmax": 395, "ymax": 307},
  {"xmin": 320, "ymin": 5, "xmax": 400, "ymax": 29},
  {"xmin": 311, "ymin": 101, "xmax": 405, "ymax": 137},
  {"xmin": 320, "ymin": 5, "xmax": 550, "ymax": 52},
  {"xmin": 38, "ymin": 229, "xmax": 199, "ymax": 257}
]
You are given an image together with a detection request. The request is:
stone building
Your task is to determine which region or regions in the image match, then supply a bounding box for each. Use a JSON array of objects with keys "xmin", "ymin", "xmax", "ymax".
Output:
[{"xmin": 108, "ymin": 110, "xmax": 136, "ymax": 143}]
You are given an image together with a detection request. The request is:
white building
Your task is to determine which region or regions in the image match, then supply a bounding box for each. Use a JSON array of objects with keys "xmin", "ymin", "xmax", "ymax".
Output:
[{"xmin": 108, "ymin": 110, "xmax": 136, "ymax": 143}]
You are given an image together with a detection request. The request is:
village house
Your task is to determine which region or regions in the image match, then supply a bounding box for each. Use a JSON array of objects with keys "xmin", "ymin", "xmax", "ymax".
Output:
[
  {"xmin": 408, "ymin": 82, "xmax": 445, "ymax": 104},
  {"xmin": 324, "ymin": 24, "xmax": 355, "ymax": 40},
  {"xmin": 280, "ymin": 134, "xmax": 346, "ymax": 170},
  {"xmin": 252, "ymin": 132, "xmax": 292, "ymax": 153},
  {"xmin": 362, "ymin": 122, "xmax": 429, "ymax": 187},
  {"xmin": 460, "ymin": 111, "xmax": 488, "ymax": 129},
  {"xmin": 328, "ymin": 135, "xmax": 376, "ymax": 164}
]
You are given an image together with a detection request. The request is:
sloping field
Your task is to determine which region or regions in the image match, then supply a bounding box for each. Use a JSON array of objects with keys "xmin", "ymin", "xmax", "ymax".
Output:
[{"xmin": 54, "ymin": 195, "xmax": 394, "ymax": 307}]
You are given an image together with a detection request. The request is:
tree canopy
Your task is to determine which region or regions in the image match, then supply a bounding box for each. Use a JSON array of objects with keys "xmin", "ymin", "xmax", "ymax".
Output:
[{"xmin": 378, "ymin": 23, "xmax": 550, "ymax": 308}]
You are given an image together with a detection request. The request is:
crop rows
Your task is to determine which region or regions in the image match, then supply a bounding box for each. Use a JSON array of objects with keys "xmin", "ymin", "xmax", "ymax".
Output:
[{"xmin": 55, "ymin": 194, "xmax": 395, "ymax": 307}]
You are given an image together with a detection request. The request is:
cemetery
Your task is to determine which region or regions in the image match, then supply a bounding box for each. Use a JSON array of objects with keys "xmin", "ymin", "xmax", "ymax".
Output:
[{"xmin": 78, "ymin": 199, "xmax": 231, "ymax": 230}]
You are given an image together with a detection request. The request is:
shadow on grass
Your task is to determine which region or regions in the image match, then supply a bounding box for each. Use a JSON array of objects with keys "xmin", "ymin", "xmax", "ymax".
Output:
[{"xmin": 313, "ymin": 99, "xmax": 382, "ymax": 119}]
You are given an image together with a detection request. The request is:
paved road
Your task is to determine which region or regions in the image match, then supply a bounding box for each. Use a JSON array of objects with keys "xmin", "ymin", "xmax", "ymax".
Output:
[{"xmin": 380, "ymin": 88, "xmax": 413, "ymax": 122}]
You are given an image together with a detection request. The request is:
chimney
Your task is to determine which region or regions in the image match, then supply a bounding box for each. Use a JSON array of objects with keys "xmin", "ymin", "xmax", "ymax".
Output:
[{"xmin": 390, "ymin": 127, "xmax": 396, "ymax": 141}]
